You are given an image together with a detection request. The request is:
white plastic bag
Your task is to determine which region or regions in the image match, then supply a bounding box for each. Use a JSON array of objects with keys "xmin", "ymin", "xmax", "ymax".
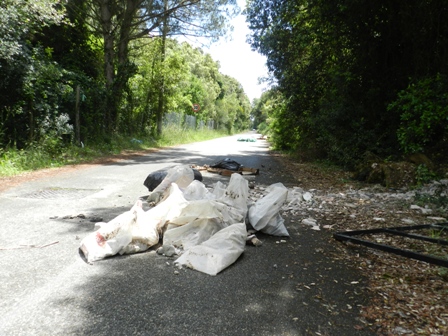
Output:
[
  {"xmin": 163, "ymin": 217, "xmax": 228, "ymax": 250},
  {"xmin": 163, "ymin": 198, "xmax": 240, "ymax": 250},
  {"xmin": 211, "ymin": 181, "xmax": 226, "ymax": 199},
  {"xmin": 217, "ymin": 173, "xmax": 249, "ymax": 223},
  {"xmin": 147, "ymin": 165, "xmax": 194, "ymax": 203},
  {"xmin": 182, "ymin": 180, "xmax": 216, "ymax": 201},
  {"xmin": 79, "ymin": 184, "xmax": 188, "ymax": 262},
  {"xmin": 168, "ymin": 199, "xmax": 236, "ymax": 226},
  {"xmin": 248, "ymin": 182, "xmax": 289, "ymax": 236},
  {"xmin": 119, "ymin": 201, "xmax": 160, "ymax": 255},
  {"xmin": 175, "ymin": 223, "xmax": 247, "ymax": 276},
  {"xmin": 146, "ymin": 183, "xmax": 189, "ymax": 232},
  {"xmin": 80, "ymin": 208, "xmax": 136, "ymax": 263}
]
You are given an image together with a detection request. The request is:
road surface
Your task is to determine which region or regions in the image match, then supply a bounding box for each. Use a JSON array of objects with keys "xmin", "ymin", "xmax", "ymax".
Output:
[{"xmin": 0, "ymin": 133, "xmax": 373, "ymax": 335}]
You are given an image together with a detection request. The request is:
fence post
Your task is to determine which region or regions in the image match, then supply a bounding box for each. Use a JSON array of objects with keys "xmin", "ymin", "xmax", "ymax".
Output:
[{"xmin": 75, "ymin": 85, "xmax": 81, "ymax": 145}]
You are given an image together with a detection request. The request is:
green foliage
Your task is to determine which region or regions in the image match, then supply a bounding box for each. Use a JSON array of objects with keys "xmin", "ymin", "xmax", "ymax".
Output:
[
  {"xmin": 0, "ymin": 0, "xmax": 65, "ymax": 60},
  {"xmin": 415, "ymin": 164, "xmax": 438, "ymax": 186},
  {"xmin": 158, "ymin": 124, "xmax": 227, "ymax": 147},
  {"xmin": 257, "ymin": 122, "xmax": 268, "ymax": 135},
  {"xmin": 0, "ymin": 0, "xmax": 250, "ymax": 172},
  {"xmin": 0, "ymin": 129, "xmax": 228, "ymax": 177},
  {"xmin": 0, "ymin": 45, "xmax": 75, "ymax": 147},
  {"xmin": 389, "ymin": 75, "xmax": 448, "ymax": 155},
  {"xmin": 127, "ymin": 40, "xmax": 250, "ymax": 136},
  {"xmin": 245, "ymin": 0, "xmax": 448, "ymax": 166},
  {"xmin": 414, "ymin": 192, "xmax": 448, "ymax": 211}
]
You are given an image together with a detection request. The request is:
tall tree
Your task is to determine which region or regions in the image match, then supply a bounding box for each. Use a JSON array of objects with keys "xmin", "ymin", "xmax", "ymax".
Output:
[
  {"xmin": 246, "ymin": 0, "xmax": 448, "ymax": 165},
  {"xmin": 84, "ymin": 0, "xmax": 238, "ymax": 132}
]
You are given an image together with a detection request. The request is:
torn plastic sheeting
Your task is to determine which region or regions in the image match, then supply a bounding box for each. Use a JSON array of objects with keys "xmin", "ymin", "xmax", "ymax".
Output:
[
  {"xmin": 163, "ymin": 217, "xmax": 228, "ymax": 250},
  {"xmin": 144, "ymin": 183, "xmax": 189, "ymax": 230},
  {"xmin": 248, "ymin": 182, "xmax": 289, "ymax": 236},
  {"xmin": 163, "ymin": 198, "xmax": 243, "ymax": 250},
  {"xmin": 175, "ymin": 223, "xmax": 247, "ymax": 276},
  {"xmin": 182, "ymin": 180, "xmax": 217, "ymax": 201},
  {"xmin": 167, "ymin": 200, "xmax": 234, "ymax": 227},
  {"xmin": 182, "ymin": 180, "xmax": 227, "ymax": 201},
  {"xmin": 79, "ymin": 175, "xmax": 251, "ymax": 267},
  {"xmin": 211, "ymin": 181, "xmax": 227, "ymax": 199},
  {"xmin": 119, "ymin": 201, "xmax": 160, "ymax": 254},
  {"xmin": 80, "ymin": 212, "xmax": 133, "ymax": 263}
]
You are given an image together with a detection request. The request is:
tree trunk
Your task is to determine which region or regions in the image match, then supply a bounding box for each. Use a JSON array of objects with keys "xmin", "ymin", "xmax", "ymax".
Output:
[
  {"xmin": 99, "ymin": 0, "xmax": 115, "ymax": 131},
  {"xmin": 156, "ymin": 0, "xmax": 168, "ymax": 137}
]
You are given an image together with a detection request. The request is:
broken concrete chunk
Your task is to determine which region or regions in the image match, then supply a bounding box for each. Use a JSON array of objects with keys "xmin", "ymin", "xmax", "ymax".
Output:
[
  {"xmin": 410, "ymin": 204, "xmax": 433, "ymax": 214},
  {"xmin": 302, "ymin": 192, "xmax": 313, "ymax": 202},
  {"xmin": 248, "ymin": 237, "xmax": 263, "ymax": 246},
  {"xmin": 427, "ymin": 216, "xmax": 447, "ymax": 221},
  {"xmin": 302, "ymin": 218, "xmax": 320, "ymax": 231},
  {"xmin": 157, "ymin": 244, "xmax": 176, "ymax": 257},
  {"xmin": 302, "ymin": 218, "xmax": 317, "ymax": 226}
]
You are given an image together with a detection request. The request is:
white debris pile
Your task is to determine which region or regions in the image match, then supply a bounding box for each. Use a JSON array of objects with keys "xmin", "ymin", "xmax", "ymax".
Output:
[
  {"xmin": 79, "ymin": 166, "xmax": 290, "ymax": 275},
  {"xmin": 264, "ymin": 179, "xmax": 448, "ymax": 231}
]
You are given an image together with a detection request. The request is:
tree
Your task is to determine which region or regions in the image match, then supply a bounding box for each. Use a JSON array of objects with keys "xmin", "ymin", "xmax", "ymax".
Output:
[
  {"xmin": 0, "ymin": 0, "xmax": 65, "ymax": 60},
  {"xmin": 245, "ymin": 0, "xmax": 448, "ymax": 166},
  {"xmin": 83, "ymin": 0, "xmax": 238, "ymax": 132},
  {"xmin": 0, "ymin": 0, "xmax": 67, "ymax": 148}
]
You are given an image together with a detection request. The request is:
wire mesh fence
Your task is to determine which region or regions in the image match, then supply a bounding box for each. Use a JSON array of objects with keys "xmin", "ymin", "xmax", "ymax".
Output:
[
  {"xmin": 163, "ymin": 112, "xmax": 215, "ymax": 130},
  {"xmin": 185, "ymin": 115, "xmax": 196, "ymax": 129}
]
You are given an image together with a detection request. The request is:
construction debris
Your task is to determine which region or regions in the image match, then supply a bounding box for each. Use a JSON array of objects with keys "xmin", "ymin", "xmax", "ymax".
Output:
[
  {"xmin": 79, "ymin": 166, "xmax": 289, "ymax": 275},
  {"xmin": 191, "ymin": 158, "xmax": 259, "ymax": 176}
]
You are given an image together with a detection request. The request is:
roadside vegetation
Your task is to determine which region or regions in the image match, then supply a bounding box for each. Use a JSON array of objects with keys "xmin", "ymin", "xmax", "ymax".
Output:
[
  {"xmin": 0, "ymin": 125, "xmax": 228, "ymax": 177},
  {"xmin": 1, "ymin": 0, "xmax": 249, "ymax": 178},
  {"xmin": 247, "ymin": 1, "xmax": 448, "ymax": 178}
]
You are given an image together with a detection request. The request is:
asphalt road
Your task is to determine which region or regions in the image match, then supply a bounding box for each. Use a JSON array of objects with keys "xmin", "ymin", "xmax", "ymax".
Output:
[{"xmin": 0, "ymin": 133, "xmax": 374, "ymax": 336}]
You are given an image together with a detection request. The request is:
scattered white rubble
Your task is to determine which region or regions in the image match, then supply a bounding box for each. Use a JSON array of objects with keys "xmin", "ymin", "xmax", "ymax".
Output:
[
  {"xmin": 427, "ymin": 216, "xmax": 446, "ymax": 221},
  {"xmin": 302, "ymin": 191, "xmax": 313, "ymax": 202},
  {"xmin": 301, "ymin": 218, "xmax": 320, "ymax": 231},
  {"xmin": 410, "ymin": 204, "xmax": 433, "ymax": 215}
]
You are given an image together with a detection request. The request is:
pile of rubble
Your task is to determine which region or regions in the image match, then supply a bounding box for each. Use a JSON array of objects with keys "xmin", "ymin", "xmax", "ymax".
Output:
[
  {"xmin": 268, "ymin": 179, "xmax": 448, "ymax": 232},
  {"xmin": 79, "ymin": 165, "xmax": 291, "ymax": 275}
]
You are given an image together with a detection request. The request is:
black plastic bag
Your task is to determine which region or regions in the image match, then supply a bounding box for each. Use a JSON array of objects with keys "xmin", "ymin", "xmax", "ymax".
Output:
[{"xmin": 210, "ymin": 158, "xmax": 242, "ymax": 171}]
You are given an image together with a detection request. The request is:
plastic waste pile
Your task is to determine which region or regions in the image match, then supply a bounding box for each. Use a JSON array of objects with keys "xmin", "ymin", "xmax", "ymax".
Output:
[{"xmin": 79, "ymin": 165, "xmax": 290, "ymax": 275}]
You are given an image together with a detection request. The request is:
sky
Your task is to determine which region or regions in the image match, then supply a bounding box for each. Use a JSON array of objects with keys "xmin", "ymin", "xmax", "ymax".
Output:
[{"xmin": 204, "ymin": 0, "xmax": 269, "ymax": 102}]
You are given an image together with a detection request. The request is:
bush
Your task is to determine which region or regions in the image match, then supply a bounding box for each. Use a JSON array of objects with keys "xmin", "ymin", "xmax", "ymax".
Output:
[{"xmin": 388, "ymin": 74, "xmax": 448, "ymax": 156}]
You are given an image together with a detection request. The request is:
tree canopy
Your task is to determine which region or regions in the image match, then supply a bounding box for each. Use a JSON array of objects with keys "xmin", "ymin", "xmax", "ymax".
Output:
[{"xmin": 246, "ymin": 0, "xmax": 448, "ymax": 166}]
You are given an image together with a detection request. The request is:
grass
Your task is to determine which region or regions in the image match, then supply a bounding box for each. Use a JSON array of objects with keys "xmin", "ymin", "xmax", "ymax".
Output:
[
  {"xmin": 157, "ymin": 124, "xmax": 228, "ymax": 147},
  {"xmin": 0, "ymin": 126, "xmax": 230, "ymax": 178}
]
